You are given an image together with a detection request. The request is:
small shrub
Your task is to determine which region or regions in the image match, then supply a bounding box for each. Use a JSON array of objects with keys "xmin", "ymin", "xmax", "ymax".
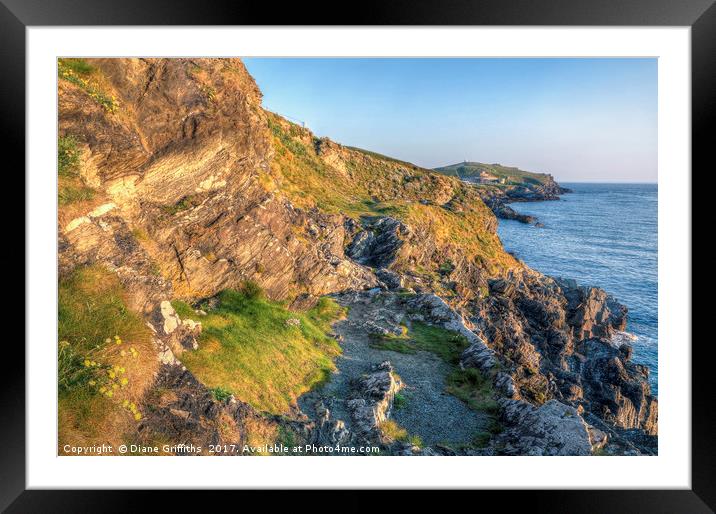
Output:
[
  {"xmin": 58, "ymin": 59, "xmax": 119, "ymax": 114},
  {"xmin": 201, "ymin": 84, "xmax": 217, "ymax": 102},
  {"xmin": 379, "ymin": 419, "xmax": 408, "ymax": 442},
  {"xmin": 240, "ymin": 280, "xmax": 264, "ymax": 300},
  {"xmin": 446, "ymin": 367, "xmax": 500, "ymax": 414},
  {"xmin": 161, "ymin": 194, "xmax": 202, "ymax": 215},
  {"xmin": 277, "ymin": 425, "xmax": 297, "ymax": 448},
  {"xmin": 408, "ymin": 434, "xmax": 423, "ymax": 448},
  {"xmin": 487, "ymin": 418, "xmax": 504, "ymax": 435},
  {"xmin": 438, "ymin": 260, "xmax": 455, "ymax": 275},
  {"xmin": 210, "ymin": 386, "xmax": 233, "ymax": 402},
  {"xmin": 393, "ymin": 392, "xmax": 407, "ymax": 411},
  {"xmin": 58, "ymin": 135, "xmax": 81, "ymax": 177}
]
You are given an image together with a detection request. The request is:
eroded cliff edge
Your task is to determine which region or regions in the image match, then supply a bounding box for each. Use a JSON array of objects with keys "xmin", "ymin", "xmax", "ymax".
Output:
[{"xmin": 57, "ymin": 58, "xmax": 657, "ymax": 456}]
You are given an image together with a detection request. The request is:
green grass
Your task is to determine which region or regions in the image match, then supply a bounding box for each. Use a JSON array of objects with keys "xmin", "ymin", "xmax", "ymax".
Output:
[
  {"xmin": 59, "ymin": 266, "xmax": 151, "ymax": 385},
  {"xmin": 175, "ymin": 291, "xmax": 347, "ymax": 414},
  {"xmin": 58, "ymin": 135, "xmax": 81, "ymax": 177},
  {"xmin": 379, "ymin": 419, "xmax": 422, "ymax": 447},
  {"xmin": 59, "ymin": 58, "xmax": 95, "ymax": 75},
  {"xmin": 434, "ymin": 161, "xmax": 552, "ymax": 186},
  {"xmin": 161, "ymin": 194, "xmax": 203, "ymax": 215},
  {"xmin": 445, "ymin": 368, "xmax": 500, "ymax": 415},
  {"xmin": 58, "ymin": 134, "xmax": 95, "ymax": 205},
  {"xmin": 393, "ymin": 392, "xmax": 407, "ymax": 411},
  {"xmin": 58, "ymin": 58, "xmax": 119, "ymax": 113},
  {"xmin": 210, "ymin": 386, "xmax": 233, "ymax": 402},
  {"xmin": 58, "ymin": 265, "xmax": 157, "ymax": 449},
  {"xmin": 370, "ymin": 321, "xmax": 469, "ymax": 365},
  {"xmin": 59, "ymin": 183, "xmax": 95, "ymax": 205},
  {"xmin": 57, "ymin": 133, "xmax": 97, "ymax": 206}
]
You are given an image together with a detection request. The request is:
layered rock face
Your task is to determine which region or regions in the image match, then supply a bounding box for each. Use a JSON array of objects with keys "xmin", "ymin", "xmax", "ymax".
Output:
[
  {"xmin": 59, "ymin": 58, "xmax": 375, "ymax": 312},
  {"xmin": 58, "ymin": 58, "xmax": 657, "ymax": 455},
  {"xmin": 464, "ymin": 272, "xmax": 657, "ymax": 440}
]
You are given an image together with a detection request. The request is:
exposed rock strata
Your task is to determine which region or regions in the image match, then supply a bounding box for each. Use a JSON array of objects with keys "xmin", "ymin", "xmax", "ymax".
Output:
[
  {"xmin": 58, "ymin": 58, "xmax": 657, "ymax": 456},
  {"xmin": 494, "ymin": 399, "xmax": 607, "ymax": 456},
  {"xmin": 59, "ymin": 58, "xmax": 377, "ymax": 306},
  {"xmin": 346, "ymin": 361, "xmax": 403, "ymax": 440}
]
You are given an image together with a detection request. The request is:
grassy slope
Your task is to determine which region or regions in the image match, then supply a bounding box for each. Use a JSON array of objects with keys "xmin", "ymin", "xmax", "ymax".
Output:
[
  {"xmin": 58, "ymin": 266, "xmax": 157, "ymax": 452},
  {"xmin": 435, "ymin": 161, "xmax": 551, "ymax": 186},
  {"xmin": 174, "ymin": 291, "xmax": 347, "ymax": 414},
  {"xmin": 369, "ymin": 320, "xmax": 469, "ymax": 365},
  {"xmin": 265, "ymin": 113, "xmax": 516, "ymax": 275}
]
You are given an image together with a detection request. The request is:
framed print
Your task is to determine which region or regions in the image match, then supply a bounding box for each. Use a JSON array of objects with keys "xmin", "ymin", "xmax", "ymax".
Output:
[{"xmin": 4, "ymin": 0, "xmax": 713, "ymax": 510}]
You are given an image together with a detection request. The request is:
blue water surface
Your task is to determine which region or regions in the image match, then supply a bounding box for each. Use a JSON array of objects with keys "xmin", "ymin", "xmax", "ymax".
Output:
[{"xmin": 496, "ymin": 183, "xmax": 658, "ymax": 394}]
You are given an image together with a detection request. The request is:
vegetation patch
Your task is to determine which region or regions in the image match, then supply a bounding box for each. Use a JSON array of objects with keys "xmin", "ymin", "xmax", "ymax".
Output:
[
  {"xmin": 58, "ymin": 58, "xmax": 119, "ymax": 113},
  {"xmin": 175, "ymin": 291, "xmax": 347, "ymax": 414},
  {"xmin": 58, "ymin": 135, "xmax": 95, "ymax": 206},
  {"xmin": 379, "ymin": 419, "xmax": 422, "ymax": 447},
  {"xmin": 58, "ymin": 265, "xmax": 157, "ymax": 452},
  {"xmin": 210, "ymin": 386, "xmax": 233, "ymax": 402},
  {"xmin": 161, "ymin": 194, "xmax": 204, "ymax": 215},
  {"xmin": 371, "ymin": 321, "xmax": 468, "ymax": 366},
  {"xmin": 446, "ymin": 367, "xmax": 500, "ymax": 415},
  {"xmin": 393, "ymin": 392, "xmax": 407, "ymax": 411},
  {"xmin": 435, "ymin": 161, "xmax": 552, "ymax": 186}
]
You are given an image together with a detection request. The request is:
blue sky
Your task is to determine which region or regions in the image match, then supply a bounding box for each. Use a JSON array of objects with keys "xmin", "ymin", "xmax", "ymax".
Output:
[{"xmin": 243, "ymin": 58, "xmax": 657, "ymax": 182}]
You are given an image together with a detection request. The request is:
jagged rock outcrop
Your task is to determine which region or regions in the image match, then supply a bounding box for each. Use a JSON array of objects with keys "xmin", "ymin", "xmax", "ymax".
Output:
[
  {"xmin": 346, "ymin": 361, "xmax": 403, "ymax": 440},
  {"xmin": 558, "ymin": 278, "xmax": 628, "ymax": 340},
  {"xmin": 577, "ymin": 338, "xmax": 657, "ymax": 435},
  {"xmin": 59, "ymin": 58, "xmax": 377, "ymax": 308},
  {"xmin": 461, "ymin": 270, "xmax": 657, "ymax": 439},
  {"xmin": 494, "ymin": 399, "xmax": 607, "ymax": 456},
  {"xmin": 346, "ymin": 217, "xmax": 409, "ymax": 268},
  {"xmin": 150, "ymin": 300, "xmax": 202, "ymax": 356},
  {"xmin": 59, "ymin": 202, "xmax": 172, "ymax": 313}
]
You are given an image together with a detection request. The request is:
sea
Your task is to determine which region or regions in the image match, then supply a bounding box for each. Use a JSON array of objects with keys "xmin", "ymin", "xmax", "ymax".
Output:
[{"xmin": 496, "ymin": 183, "xmax": 658, "ymax": 394}]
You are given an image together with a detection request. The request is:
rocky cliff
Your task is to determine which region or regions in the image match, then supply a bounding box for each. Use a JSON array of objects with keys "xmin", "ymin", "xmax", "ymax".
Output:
[{"xmin": 57, "ymin": 58, "xmax": 657, "ymax": 456}]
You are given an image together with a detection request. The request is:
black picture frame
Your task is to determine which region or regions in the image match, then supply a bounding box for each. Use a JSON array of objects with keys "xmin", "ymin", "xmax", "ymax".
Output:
[{"xmin": 2, "ymin": 0, "xmax": 710, "ymax": 511}]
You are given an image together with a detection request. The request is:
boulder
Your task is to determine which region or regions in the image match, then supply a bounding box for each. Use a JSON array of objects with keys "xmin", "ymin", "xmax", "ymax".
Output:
[
  {"xmin": 346, "ymin": 361, "xmax": 403, "ymax": 438},
  {"xmin": 495, "ymin": 399, "xmax": 606, "ymax": 456}
]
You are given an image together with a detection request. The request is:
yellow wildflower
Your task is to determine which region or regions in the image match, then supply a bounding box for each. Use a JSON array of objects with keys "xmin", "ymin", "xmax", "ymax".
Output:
[
  {"xmin": 134, "ymin": 412, "xmax": 142, "ymax": 421},
  {"xmin": 83, "ymin": 359, "xmax": 91, "ymax": 367}
]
